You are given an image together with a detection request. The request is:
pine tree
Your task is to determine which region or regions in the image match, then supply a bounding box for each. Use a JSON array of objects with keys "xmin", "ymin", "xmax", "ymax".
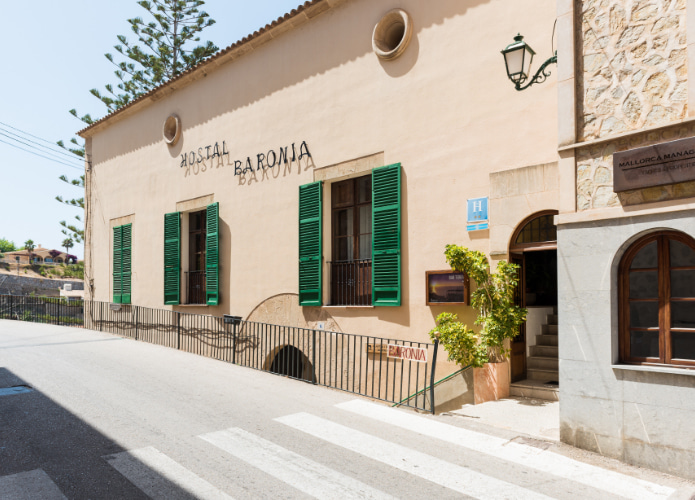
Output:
[{"xmin": 57, "ymin": 0, "xmax": 218, "ymax": 242}]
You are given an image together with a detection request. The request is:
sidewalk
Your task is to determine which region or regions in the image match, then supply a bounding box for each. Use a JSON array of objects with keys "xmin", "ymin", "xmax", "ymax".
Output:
[{"xmin": 443, "ymin": 396, "xmax": 560, "ymax": 441}]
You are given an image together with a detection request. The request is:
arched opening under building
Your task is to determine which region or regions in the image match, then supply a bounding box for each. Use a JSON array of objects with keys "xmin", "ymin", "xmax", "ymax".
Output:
[
  {"xmin": 509, "ymin": 211, "xmax": 559, "ymax": 390},
  {"xmin": 269, "ymin": 345, "xmax": 314, "ymax": 382}
]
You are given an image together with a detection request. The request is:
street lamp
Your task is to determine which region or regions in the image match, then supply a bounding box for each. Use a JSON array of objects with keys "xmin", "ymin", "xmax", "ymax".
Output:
[{"xmin": 501, "ymin": 34, "xmax": 557, "ymax": 91}]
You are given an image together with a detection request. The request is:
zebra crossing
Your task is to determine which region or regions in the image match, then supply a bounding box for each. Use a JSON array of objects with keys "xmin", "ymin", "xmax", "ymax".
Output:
[{"xmin": 0, "ymin": 399, "xmax": 680, "ymax": 500}]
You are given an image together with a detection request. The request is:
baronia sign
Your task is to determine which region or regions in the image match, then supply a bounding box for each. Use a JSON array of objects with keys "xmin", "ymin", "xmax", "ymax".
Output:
[
  {"xmin": 387, "ymin": 344, "xmax": 428, "ymax": 363},
  {"xmin": 613, "ymin": 136, "xmax": 695, "ymax": 192}
]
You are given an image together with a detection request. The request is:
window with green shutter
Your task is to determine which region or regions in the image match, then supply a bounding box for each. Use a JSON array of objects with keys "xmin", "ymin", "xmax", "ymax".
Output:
[
  {"xmin": 299, "ymin": 181, "xmax": 323, "ymax": 306},
  {"xmin": 206, "ymin": 202, "xmax": 219, "ymax": 306},
  {"xmin": 113, "ymin": 224, "xmax": 132, "ymax": 304},
  {"xmin": 372, "ymin": 163, "xmax": 401, "ymax": 306},
  {"xmin": 164, "ymin": 212, "xmax": 181, "ymax": 305}
]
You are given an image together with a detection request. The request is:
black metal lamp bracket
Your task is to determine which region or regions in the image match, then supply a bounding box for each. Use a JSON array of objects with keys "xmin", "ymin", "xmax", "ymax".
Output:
[{"xmin": 515, "ymin": 53, "xmax": 558, "ymax": 91}]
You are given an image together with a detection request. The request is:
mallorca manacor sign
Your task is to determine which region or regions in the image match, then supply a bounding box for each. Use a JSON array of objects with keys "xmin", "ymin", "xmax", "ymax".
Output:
[{"xmin": 613, "ymin": 136, "xmax": 695, "ymax": 192}]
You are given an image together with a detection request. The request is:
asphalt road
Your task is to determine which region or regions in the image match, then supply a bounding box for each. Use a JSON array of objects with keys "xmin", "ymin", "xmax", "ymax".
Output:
[{"xmin": 0, "ymin": 320, "xmax": 694, "ymax": 499}]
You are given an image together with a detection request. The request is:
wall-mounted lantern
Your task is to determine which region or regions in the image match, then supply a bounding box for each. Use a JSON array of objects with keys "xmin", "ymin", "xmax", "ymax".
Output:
[{"xmin": 501, "ymin": 34, "xmax": 557, "ymax": 91}]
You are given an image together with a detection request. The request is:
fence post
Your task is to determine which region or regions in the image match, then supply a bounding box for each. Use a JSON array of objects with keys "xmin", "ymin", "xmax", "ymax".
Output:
[
  {"xmin": 134, "ymin": 307, "xmax": 139, "ymax": 341},
  {"xmin": 430, "ymin": 334, "xmax": 440, "ymax": 415},
  {"xmin": 58, "ymin": 298, "xmax": 62, "ymax": 326},
  {"xmin": 177, "ymin": 312, "xmax": 181, "ymax": 350},
  {"xmin": 232, "ymin": 320, "xmax": 238, "ymax": 365},
  {"xmin": 312, "ymin": 329, "xmax": 317, "ymax": 385}
]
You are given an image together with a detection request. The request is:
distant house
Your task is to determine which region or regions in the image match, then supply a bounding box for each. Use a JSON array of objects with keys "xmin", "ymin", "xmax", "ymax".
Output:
[{"xmin": 3, "ymin": 246, "xmax": 75, "ymax": 265}]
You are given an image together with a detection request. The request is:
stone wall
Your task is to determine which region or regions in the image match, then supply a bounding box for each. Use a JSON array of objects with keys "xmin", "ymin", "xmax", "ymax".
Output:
[
  {"xmin": 0, "ymin": 275, "xmax": 84, "ymax": 297},
  {"xmin": 577, "ymin": 122, "xmax": 695, "ymax": 209},
  {"xmin": 580, "ymin": 0, "xmax": 687, "ymax": 141}
]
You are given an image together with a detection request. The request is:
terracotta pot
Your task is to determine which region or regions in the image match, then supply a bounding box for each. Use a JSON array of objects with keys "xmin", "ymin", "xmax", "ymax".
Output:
[{"xmin": 473, "ymin": 361, "xmax": 510, "ymax": 404}]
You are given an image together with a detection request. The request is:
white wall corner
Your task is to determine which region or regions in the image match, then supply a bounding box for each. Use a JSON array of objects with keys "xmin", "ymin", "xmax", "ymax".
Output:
[
  {"xmin": 558, "ymin": 150, "xmax": 577, "ymax": 214},
  {"xmin": 557, "ymin": 9, "xmax": 576, "ymax": 147}
]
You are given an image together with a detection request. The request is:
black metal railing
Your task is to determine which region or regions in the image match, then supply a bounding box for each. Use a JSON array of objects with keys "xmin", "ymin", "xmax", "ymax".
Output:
[
  {"xmin": 185, "ymin": 270, "xmax": 206, "ymax": 305},
  {"xmin": 329, "ymin": 259, "xmax": 372, "ymax": 306},
  {"xmin": 0, "ymin": 294, "xmax": 439, "ymax": 413},
  {"xmin": 0, "ymin": 295, "xmax": 84, "ymax": 325}
]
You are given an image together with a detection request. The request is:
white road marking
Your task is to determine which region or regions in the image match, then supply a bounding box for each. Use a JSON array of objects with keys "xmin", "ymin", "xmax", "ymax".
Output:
[
  {"xmin": 276, "ymin": 412, "xmax": 554, "ymax": 500},
  {"xmin": 199, "ymin": 427, "xmax": 393, "ymax": 500},
  {"xmin": 104, "ymin": 446, "xmax": 233, "ymax": 500},
  {"xmin": 0, "ymin": 469, "xmax": 66, "ymax": 500},
  {"xmin": 336, "ymin": 399, "xmax": 675, "ymax": 500}
]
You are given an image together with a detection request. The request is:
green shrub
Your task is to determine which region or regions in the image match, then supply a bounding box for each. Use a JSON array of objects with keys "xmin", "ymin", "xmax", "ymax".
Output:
[{"xmin": 429, "ymin": 245, "xmax": 527, "ymax": 367}]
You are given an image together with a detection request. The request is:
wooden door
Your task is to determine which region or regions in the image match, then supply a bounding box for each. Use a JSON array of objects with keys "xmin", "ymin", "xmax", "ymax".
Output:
[{"xmin": 510, "ymin": 255, "xmax": 526, "ymax": 382}]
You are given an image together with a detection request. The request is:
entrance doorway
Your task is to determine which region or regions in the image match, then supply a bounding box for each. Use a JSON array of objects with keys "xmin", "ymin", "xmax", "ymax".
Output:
[{"xmin": 509, "ymin": 212, "xmax": 559, "ymax": 396}]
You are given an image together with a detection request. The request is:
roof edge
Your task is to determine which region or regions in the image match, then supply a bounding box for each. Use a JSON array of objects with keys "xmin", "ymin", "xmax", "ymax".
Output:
[{"xmin": 78, "ymin": 0, "xmax": 343, "ymax": 138}]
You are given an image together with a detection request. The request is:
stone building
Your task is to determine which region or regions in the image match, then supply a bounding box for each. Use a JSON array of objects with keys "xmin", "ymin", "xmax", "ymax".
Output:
[
  {"xmin": 557, "ymin": 0, "xmax": 695, "ymax": 481},
  {"xmin": 77, "ymin": 0, "xmax": 695, "ymax": 480}
]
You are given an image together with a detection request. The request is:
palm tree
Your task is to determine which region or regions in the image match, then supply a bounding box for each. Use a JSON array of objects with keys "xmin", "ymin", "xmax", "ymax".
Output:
[
  {"xmin": 62, "ymin": 238, "xmax": 74, "ymax": 256},
  {"xmin": 24, "ymin": 239, "xmax": 35, "ymax": 264}
]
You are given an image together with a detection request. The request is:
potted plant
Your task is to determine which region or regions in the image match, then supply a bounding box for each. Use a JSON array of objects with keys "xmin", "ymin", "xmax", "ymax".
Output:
[{"xmin": 429, "ymin": 244, "xmax": 526, "ymax": 404}]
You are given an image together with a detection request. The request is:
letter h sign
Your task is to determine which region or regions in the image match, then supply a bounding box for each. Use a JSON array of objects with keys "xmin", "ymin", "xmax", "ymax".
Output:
[{"xmin": 467, "ymin": 197, "xmax": 488, "ymax": 231}]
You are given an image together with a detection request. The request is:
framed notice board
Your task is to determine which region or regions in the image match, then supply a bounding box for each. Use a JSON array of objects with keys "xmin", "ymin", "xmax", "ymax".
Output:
[{"xmin": 426, "ymin": 271, "xmax": 469, "ymax": 305}]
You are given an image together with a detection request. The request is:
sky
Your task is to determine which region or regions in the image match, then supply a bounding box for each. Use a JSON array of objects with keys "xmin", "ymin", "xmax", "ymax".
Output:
[{"xmin": 0, "ymin": 0, "xmax": 304, "ymax": 258}]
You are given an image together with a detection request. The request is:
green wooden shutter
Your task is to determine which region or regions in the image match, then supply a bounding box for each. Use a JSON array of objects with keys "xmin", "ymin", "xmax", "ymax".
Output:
[
  {"xmin": 372, "ymin": 163, "xmax": 401, "ymax": 306},
  {"xmin": 206, "ymin": 202, "xmax": 219, "ymax": 306},
  {"xmin": 113, "ymin": 226, "xmax": 123, "ymax": 303},
  {"xmin": 164, "ymin": 212, "xmax": 181, "ymax": 305},
  {"xmin": 298, "ymin": 181, "xmax": 322, "ymax": 306},
  {"xmin": 122, "ymin": 224, "xmax": 132, "ymax": 304}
]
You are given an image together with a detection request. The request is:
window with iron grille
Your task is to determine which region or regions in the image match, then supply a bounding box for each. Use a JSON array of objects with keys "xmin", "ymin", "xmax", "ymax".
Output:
[
  {"xmin": 330, "ymin": 176, "xmax": 372, "ymax": 306},
  {"xmin": 186, "ymin": 210, "xmax": 207, "ymax": 305}
]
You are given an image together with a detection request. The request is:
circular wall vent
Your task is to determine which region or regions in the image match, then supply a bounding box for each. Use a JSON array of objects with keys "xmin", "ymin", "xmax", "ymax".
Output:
[
  {"xmin": 163, "ymin": 114, "xmax": 181, "ymax": 145},
  {"xmin": 372, "ymin": 9, "xmax": 412, "ymax": 60}
]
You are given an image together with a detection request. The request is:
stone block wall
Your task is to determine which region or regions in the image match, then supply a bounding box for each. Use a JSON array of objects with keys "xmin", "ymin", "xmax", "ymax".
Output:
[
  {"xmin": 577, "ymin": 121, "xmax": 695, "ymax": 209},
  {"xmin": 580, "ymin": 0, "xmax": 687, "ymax": 141},
  {"xmin": 559, "ymin": 210, "xmax": 695, "ymax": 480},
  {"xmin": 0, "ymin": 275, "xmax": 84, "ymax": 297}
]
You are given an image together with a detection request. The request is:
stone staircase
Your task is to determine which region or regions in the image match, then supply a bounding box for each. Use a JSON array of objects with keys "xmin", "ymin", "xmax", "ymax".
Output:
[{"xmin": 510, "ymin": 308, "xmax": 559, "ymax": 401}]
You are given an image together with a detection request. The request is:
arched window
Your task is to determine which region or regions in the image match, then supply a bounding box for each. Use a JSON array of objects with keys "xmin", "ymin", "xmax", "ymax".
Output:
[
  {"xmin": 619, "ymin": 231, "xmax": 695, "ymax": 367},
  {"xmin": 510, "ymin": 211, "xmax": 558, "ymax": 251}
]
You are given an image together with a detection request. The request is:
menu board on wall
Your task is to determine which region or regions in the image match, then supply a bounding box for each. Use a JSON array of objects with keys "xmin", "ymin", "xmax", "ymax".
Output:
[{"xmin": 426, "ymin": 271, "xmax": 469, "ymax": 305}]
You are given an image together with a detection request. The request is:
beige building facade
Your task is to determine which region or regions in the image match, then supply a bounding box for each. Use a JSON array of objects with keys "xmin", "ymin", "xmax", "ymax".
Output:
[{"xmin": 80, "ymin": 0, "xmax": 560, "ymax": 384}]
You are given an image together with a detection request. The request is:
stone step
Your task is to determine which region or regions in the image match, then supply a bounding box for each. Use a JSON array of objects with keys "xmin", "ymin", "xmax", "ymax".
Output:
[
  {"xmin": 527, "ymin": 356, "xmax": 559, "ymax": 371},
  {"xmin": 536, "ymin": 334, "xmax": 558, "ymax": 346},
  {"xmin": 530, "ymin": 344, "xmax": 558, "ymax": 358},
  {"xmin": 546, "ymin": 314, "xmax": 558, "ymax": 325},
  {"xmin": 510, "ymin": 379, "xmax": 558, "ymax": 401},
  {"xmin": 527, "ymin": 367, "xmax": 559, "ymax": 381},
  {"xmin": 542, "ymin": 324, "xmax": 558, "ymax": 335}
]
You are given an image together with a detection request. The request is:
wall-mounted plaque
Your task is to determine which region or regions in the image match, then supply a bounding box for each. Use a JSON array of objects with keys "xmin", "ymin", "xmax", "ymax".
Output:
[
  {"xmin": 613, "ymin": 136, "xmax": 695, "ymax": 192},
  {"xmin": 426, "ymin": 271, "xmax": 469, "ymax": 305}
]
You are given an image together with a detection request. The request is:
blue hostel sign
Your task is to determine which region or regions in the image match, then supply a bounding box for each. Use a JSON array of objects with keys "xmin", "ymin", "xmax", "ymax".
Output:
[{"xmin": 467, "ymin": 197, "xmax": 488, "ymax": 231}]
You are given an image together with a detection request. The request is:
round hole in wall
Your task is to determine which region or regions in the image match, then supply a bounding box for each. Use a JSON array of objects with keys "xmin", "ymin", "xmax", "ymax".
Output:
[
  {"xmin": 372, "ymin": 9, "xmax": 412, "ymax": 60},
  {"xmin": 163, "ymin": 114, "xmax": 181, "ymax": 145}
]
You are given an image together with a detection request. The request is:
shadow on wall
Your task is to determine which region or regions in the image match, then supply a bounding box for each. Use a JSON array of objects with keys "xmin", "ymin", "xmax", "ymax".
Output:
[{"xmin": 91, "ymin": 0, "xmax": 494, "ymax": 164}]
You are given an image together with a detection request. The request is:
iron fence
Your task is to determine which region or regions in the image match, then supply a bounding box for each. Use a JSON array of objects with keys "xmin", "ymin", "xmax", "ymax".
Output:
[{"xmin": 0, "ymin": 294, "xmax": 439, "ymax": 413}]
